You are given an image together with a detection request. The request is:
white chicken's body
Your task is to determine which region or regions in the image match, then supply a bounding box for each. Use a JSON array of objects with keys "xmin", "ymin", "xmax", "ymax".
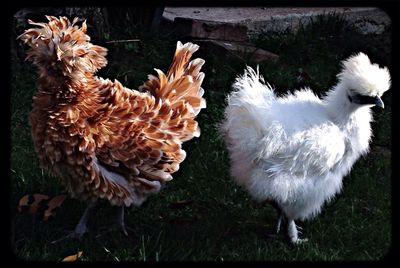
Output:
[
  {"xmin": 223, "ymin": 53, "xmax": 390, "ymax": 244},
  {"xmin": 224, "ymin": 69, "xmax": 370, "ymax": 220}
]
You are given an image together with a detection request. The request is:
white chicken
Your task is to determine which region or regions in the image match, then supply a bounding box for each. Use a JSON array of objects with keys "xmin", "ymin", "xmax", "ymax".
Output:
[{"xmin": 222, "ymin": 53, "xmax": 390, "ymax": 244}]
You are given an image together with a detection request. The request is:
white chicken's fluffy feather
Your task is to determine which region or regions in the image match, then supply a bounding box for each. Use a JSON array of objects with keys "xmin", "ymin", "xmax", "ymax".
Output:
[{"xmin": 222, "ymin": 53, "xmax": 390, "ymax": 223}]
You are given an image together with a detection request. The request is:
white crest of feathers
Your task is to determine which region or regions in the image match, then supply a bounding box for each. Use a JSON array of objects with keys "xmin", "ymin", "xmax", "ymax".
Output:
[{"xmin": 338, "ymin": 52, "xmax": 391, "ymax": 97}]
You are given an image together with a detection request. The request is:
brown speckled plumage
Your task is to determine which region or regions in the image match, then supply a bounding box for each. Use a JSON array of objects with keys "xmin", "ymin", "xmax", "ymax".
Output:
[{"xmin": 18, "ymin": 16, "xmax": 206, "ymax": 207}]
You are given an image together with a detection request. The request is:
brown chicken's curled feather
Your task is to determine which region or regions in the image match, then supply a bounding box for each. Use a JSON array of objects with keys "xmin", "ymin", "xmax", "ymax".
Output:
[{"xmin": 18, "ymin": 16, "xmax": 206, "ymax": 207}]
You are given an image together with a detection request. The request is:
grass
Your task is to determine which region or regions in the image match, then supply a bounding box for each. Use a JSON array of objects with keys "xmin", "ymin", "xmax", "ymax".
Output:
[{"xmin": 11, "ymin": 13, "xmax": 392, "ymax": 261}]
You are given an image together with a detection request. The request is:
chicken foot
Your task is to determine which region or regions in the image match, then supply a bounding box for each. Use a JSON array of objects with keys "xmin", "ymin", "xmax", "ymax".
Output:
[
  {"xmin": 51, "ymin": 201, "xmax": 98, "ymax": 244},
  {"xmin": 286, "ymin": 219, "xmax": 308, "ymax": 245},
  {"xmin": 270, "ymin": 201, "xmax": 307, "ymax": 245},
  {"xmin": 95, "ymin": 206, "xmax": 135, "ymax": 238}
]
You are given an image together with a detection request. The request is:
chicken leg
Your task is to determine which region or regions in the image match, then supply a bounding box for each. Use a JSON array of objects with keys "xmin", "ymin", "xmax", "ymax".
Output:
[
  {"xmin": 72, "ymin": 201, "xmax": 98, "ymax": 238},
  {"xmin": 286, "ymin": 219, "xmax": 308, "ymax": 245},
  {"xmin": 51, "ymin": 201, "xmax": 98, "ymax": 244},
  {"xmin": 116, "ymin": 206, "xmax": 129, "ymax": 237},
  {"xmin": 270, "ymin": 200, "xmax": 284, "ymax": 234},
  {"xmin": 270, "ymin": 201, "xmax": 307, "ymax": 245},
  {"xmin": 95, "ymin": 205, "xmax": 134, "ymax": 238}
]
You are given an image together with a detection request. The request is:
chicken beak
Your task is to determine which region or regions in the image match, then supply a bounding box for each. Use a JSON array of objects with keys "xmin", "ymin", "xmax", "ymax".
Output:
[{"xmin": 374, "ymin": 96, "xmax": 384, "ymax": 109}]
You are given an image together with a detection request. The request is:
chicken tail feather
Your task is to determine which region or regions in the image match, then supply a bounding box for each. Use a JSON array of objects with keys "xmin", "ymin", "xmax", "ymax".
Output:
[{"xmin": 140, "ymin": 41, "xmax": 206, "ymax": 142}]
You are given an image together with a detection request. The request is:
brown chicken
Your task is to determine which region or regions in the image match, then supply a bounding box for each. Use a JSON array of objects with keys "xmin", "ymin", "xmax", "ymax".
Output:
[{"xmin": 18, "ymin": 16, "xmax": 206, "ymax": 238}]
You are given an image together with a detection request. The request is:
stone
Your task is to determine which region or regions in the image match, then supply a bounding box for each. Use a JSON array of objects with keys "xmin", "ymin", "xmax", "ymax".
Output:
[
  {"xmin": 202, "ymin": 40, "xmax": 279, "ymax": 64},
  {"xmin": 163, "ymin": 7, "xmax": 391, "ymax": 37},
  {"xmin": 173, "ymin": 17, "xmax": 249, "ymax": 42}
]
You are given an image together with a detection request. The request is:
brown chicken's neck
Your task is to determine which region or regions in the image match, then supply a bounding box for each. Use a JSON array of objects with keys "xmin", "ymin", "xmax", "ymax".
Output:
[{"xmin": 37, "ymin": 70, "xmax": 96, "ymax": 95}]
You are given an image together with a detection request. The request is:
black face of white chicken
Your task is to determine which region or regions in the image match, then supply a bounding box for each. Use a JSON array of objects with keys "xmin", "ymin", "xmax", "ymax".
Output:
[
  {"xmin": 222, "ymin": 52, "xmax": 390, "ymax": 245},
  {"xmin": 348, "ymin": 93, "xmax": 384, "ymax": 108}
]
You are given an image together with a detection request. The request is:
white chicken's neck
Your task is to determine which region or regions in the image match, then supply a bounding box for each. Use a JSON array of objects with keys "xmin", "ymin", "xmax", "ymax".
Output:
[
  {"xmin": 324, "ymin": 82, "xmax": 373, "ymax": 154},
  {"xmin": 323, "ymin": 83, "xmax": 373, "ymax": 130},
  {"xmin": 323, "ymin": 82, "xmax": 374, "ymax": 172}
]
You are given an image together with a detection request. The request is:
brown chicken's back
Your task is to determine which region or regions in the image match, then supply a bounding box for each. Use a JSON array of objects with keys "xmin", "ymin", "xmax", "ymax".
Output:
[{"xmin": 19, "ymin": 16, "xmax": 206, "ymax": 207}]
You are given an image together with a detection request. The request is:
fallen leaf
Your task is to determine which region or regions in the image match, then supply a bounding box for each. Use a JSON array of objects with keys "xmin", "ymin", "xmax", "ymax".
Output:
[
  {"xmin": 62, "ymin": 251, "xmax": 83, "ymax": 262},
  {"xmin": 18, "ymin": 194, "xmax": 49, "ymax": 214},
  {"xmin": 43, "ymin": 194, "xmax": 67, "ymax": 221},
  {"xmin": 168, "ymin": 200, "xmax": 193, "ymax": 209}
]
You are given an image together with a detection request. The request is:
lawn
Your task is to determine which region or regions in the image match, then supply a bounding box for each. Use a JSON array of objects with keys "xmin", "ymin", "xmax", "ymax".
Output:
[{"xmin": 10, "ymin": 13, "xmax": 392, "ymax": 261}]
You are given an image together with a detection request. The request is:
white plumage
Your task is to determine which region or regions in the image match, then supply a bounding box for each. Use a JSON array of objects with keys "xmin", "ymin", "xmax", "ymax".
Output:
[{"xmin": 222, "ymin": 53, "xmax": 390, "ymax": 244}]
